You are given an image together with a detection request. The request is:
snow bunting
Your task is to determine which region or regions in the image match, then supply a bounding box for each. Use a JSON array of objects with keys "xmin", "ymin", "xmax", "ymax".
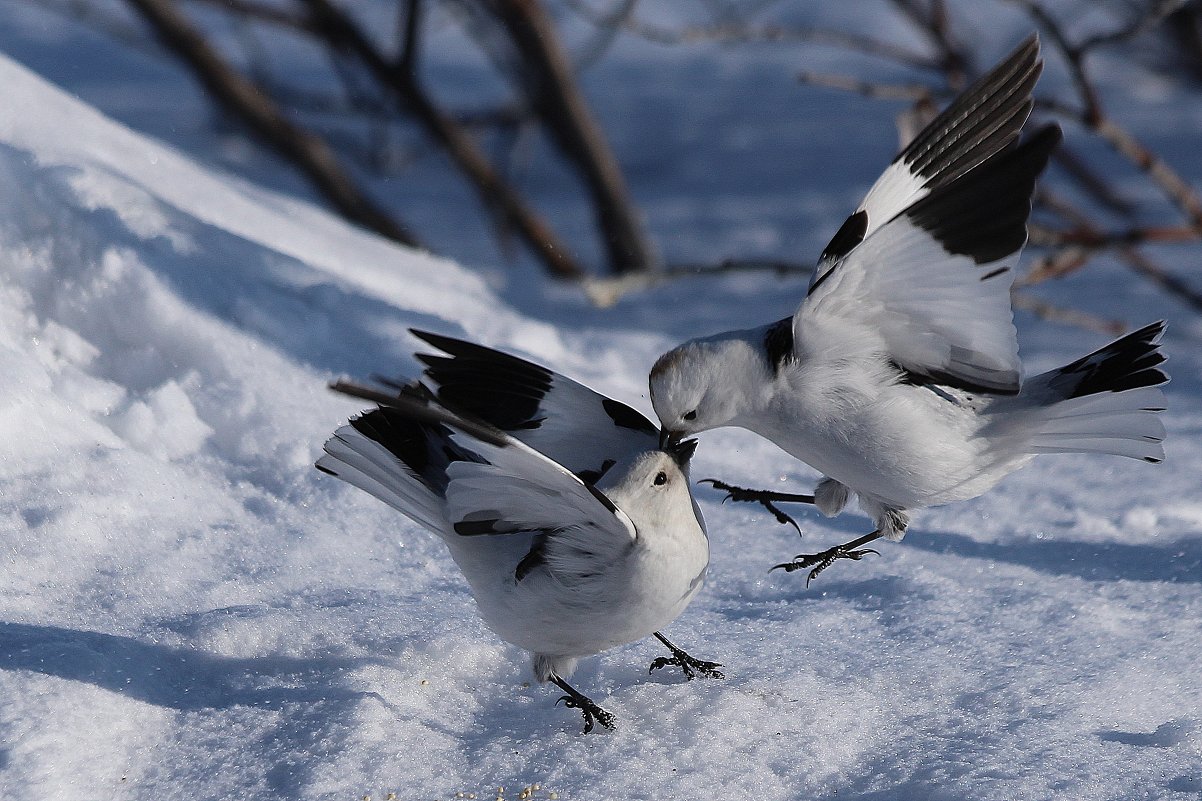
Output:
[
  {"xmin": 318, "ymin": 362, "xmax": 716, "ymax": 732},
  {"xmin": 648, "ymin": 35, "xmax": 1168, "ymax": 583}
]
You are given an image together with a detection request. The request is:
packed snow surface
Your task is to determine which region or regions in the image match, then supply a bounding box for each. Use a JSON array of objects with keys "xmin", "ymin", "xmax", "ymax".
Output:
[{"xmin": 2, "ymin": 17, "xmax": 1202, "ymax": 801}]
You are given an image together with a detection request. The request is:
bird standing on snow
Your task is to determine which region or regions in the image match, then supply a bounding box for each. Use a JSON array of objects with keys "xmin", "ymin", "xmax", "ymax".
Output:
[
  {"xmin": 648, "ymin": 35, "xmax": 1168, "ymax": 583},
  {"xmin": 317, "ymin": 362, "xmax": 718, "ymax": 733}
]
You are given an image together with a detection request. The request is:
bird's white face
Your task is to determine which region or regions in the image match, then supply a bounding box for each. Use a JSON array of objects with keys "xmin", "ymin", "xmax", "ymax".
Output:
[
  {"xmin": 649, "ymin": 342, "xmax": 745, "ymax": 440},
  {"xmin": 598, "ymin": 447, "xmax": 697, "ymax": 532}
]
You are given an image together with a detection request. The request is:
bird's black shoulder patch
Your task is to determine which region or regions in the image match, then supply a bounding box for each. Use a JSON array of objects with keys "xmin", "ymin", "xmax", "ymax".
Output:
[
  {"xmin": 601, "ymin": 397, "xmax": 658, "ymax": 435},
  {"xmin": 763, "ymin": 316, "xmax": 795, "ymax": 374},
  {"xmin": 578, "ymin": 458, "xmax": 616, "ymax": 486},
  {"xmin": 819, "ymin": 210, "xmax": 869, "ymax": 266}
]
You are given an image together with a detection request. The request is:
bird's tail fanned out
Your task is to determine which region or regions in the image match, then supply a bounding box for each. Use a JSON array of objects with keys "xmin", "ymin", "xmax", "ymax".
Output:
[
  {"xmin": 316, "ymin": 387, "xmax": 477, "ymax": 535},
  {"xmin": 1024, "ymin": 321, "xmax": 1168, "ymax": 463}
]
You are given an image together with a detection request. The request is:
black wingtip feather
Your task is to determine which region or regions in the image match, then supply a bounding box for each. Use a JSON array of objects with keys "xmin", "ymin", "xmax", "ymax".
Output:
[
  {"xmin": 1052, "ymin": 321, "xmax": 1169, "ymax": 399},
  {"xmin": 898, "ymin": 34, "xmax": 1042, "ymax": 187},
  {"xmin": 906, "ymin": 124, "xmax": 1061, "ymax": 265},
  {"xmin": 818, "ymin": 210, "xmax": 869, "ymax": 267},
  {"xmin": 409, "ymin": 330, "xmax": 554, "ymax": 432},
  {"xmin": 341, "ymin": 403, "xmax": 492, "ymax": 496}
]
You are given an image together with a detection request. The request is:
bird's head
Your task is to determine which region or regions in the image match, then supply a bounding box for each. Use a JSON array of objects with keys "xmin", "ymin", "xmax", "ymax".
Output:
[
  {"xmin": 598, "ymin": 448, "xmax": 697, "ymax": 531},
  {"xmin": 649, "ymin": 337, "xmax": 761, "ymax": 442}
]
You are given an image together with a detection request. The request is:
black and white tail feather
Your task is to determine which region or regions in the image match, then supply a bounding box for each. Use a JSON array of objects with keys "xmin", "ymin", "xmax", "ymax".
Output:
[{"xmin": 1009, "ymin": 321, "xmax": 1169, "ymax": 463}]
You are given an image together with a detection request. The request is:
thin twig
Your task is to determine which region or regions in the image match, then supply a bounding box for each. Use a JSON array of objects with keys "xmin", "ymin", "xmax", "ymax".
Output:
[
  {"xmin": 299, "ymin": 0, "xmax": 586, "ymax": 278},
  {"xmin": 187, "ymin": 0, "xmax": 314, "ymax": 31},
  {"xmin": 796, "ymin": 72, "xmax": 935, "ymax": 101},
  {"xmin": 583, "ymin": 258, "xmax": 811, "ymax": 307},
  {"xmin": 1012, "ymin": 291, "xmax": 1127, "ymax": 334},
  {"xmin": 126, "ymin": 0, "xmax": 419, "ymax": 245},
  {"xmin": 561, "ymin": 0, "xmax": 940, "ymax": 68},
  {"xmin": 1120, "ymin": 247, "xmax": 1202, "ymax": 312}
]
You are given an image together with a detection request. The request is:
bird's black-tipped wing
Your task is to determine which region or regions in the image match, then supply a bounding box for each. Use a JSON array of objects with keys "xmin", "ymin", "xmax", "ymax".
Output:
[
  {"xmin": 317, "ymin": 389, "xmax": 637, "ymax": 560},
  {"xmin": 800, "ymin": 126, "xmax": 1061, "ymax": 395},
  {"xmin": 810, "ymin": 34, "xmax": 1042, "ymax": 289},
  {"xmin": 410, "ymin": 329, "xmax": 659, "ymax": 482}
]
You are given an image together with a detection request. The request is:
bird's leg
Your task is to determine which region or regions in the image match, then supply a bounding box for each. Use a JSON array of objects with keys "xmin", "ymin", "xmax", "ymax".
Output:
[
  {"xmin": 770, "ymin": 530, "xmax": 883, "ymax": 586},
  {"xmin": 551, "ymin": 676, "xmax": 615, "ymax": 734},
  {"xmin": 648, "ymin": 631, "xmax": 725, "ymax": 680},
  {"xmin": 700, "ymin": 479, "xmax": 816, "ymax": 533}
]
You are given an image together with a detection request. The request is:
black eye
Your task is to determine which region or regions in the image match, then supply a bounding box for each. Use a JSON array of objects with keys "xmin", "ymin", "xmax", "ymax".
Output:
[
  {"xmin": 654, "ymin": 471, "xmax": 668, "ymax": 486},
  {"xmin": 683, "ymin": 410, "xmax": 697, "ymax": 421}
]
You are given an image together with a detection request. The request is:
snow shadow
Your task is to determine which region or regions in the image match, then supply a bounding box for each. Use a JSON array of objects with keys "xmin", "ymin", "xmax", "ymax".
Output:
[
  {"xmin": 0, "ymin": 143, "xmax": 448, "ymax": 383},
  {"xmin": 0, "ymin": 621, "xmax": 384, "ymax": 711},
  {"xmin": 903, "ymin": 529, "xmax": 1202, "ymax": 584},
  {"xmin": 1097, "ymin": 719, "xmax": 1198, "ymax": 748}
]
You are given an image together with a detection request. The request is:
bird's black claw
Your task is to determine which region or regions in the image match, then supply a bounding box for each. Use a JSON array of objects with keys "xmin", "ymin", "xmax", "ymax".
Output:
[
  {"xmin": 648, "ymin": 654, "xmax": 725, "ymax": 681},
  {"xmin": 770, "ymin": 545, "xmax": 880, "ymax": 585},
  {"xmin": 555, "ymin": 694, "xmax": 615, "ymax": 734},
  {"xmin": 700, "ymin": 479, "xmax": 802, "ymax": 534}
]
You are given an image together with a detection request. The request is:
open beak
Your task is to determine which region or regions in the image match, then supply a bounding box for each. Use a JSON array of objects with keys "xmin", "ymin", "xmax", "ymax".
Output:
[
  {"xmin": 664, "ymin": 435, "xmax": 698, "ymax": 467},
  {"xmin": 659, "ymin": 428, "xmax": 684, "ymax": 449}
]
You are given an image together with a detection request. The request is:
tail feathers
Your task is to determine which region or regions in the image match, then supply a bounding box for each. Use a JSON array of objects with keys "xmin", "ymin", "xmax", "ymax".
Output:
[
  {"xmin": 1045, "ymin": 321, "xmax": 1168, "ymax": 399},
  {"xmin": 1025, "ymin": 322, "xmax": 1168, "ymax": 463},
  {"xmin": 317, "ymin": 414, "xmax": 451, "ymax": 534}
]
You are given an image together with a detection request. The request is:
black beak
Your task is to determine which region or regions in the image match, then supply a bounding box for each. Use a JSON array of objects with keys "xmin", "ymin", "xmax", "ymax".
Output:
[
  {"xmin": 659, "ymin": 428, "xmax": 684, "ymax": 449},
  {"xmin": 665, "ymin": 436, "xmax": 698, "ymax": 467}
]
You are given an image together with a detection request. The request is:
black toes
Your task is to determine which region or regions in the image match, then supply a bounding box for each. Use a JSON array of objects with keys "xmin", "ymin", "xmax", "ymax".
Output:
[
  {"xmin": 649, "ymin": 655, "xmax": 726, "ymax": 681},
  {"xmin": 770, "ymin": 545, "xmax": 881, "ymax": 585},
  {"xmin": 556, "ymin": 694, "xmax": 615, "ymax": 734}
]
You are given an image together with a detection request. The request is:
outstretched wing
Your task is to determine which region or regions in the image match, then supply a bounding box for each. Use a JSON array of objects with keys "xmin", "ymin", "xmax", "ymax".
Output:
[
  {"xmin": 317, "ymin": 390, "xmax": 636, "ymax": 579},
  {"xmin": 409, "ymin": 329, "xmax": 659, "ymax": 482},
  {"xmin": 798, "ymin": 125, "xmax": 1061, "ymax": 395},
  {"xmin": 809, "ymin": 35, "xmax": 1042, "ymax": 289}
]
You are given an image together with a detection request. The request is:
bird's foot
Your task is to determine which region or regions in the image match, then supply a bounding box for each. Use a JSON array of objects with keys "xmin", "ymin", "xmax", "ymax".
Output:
[
  {"xmin": 649, "ymin": 650, "xmax": 725, "ymax": 681},
  {"xmin": 700, "ymin": 479, "xmax": 813, "ymax": 533},
  {"xmin": 554, "ymin": 688, "xmax": 615, "ymax": 734},
  {"xmin": 770, "ymin": 544, "xmax": 879, "ymax": 586}
]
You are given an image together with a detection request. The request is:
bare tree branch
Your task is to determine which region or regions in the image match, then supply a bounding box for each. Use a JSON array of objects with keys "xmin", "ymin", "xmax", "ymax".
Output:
[
  {"xmin": 298, "ymin": 0, "xmax": 586, "ymax": 278},
  {"xmin": 189, "ymin": 0, "xmax": 315, "ymax": 31},
  {"xmin": 1120, "ymin": 246, "xmax": 1202, "ymax": 312},
  {"xmin": 478, "ymin": 0, "xmax": 657, "ymax": 273},
  {"xmin": 126, "ymin": 0, "xmax": 419, "ymax": 245},
  {"xmin": 562, "ymin": 0, "xmax": 941, "ymax": 68},
  {"xmin": 796, "ymin": 71, "xmax": 934, "ymax": 101},
  {"xmin": 1092, "ymin": 116, "xmax": 1202, "ymax": 226}
]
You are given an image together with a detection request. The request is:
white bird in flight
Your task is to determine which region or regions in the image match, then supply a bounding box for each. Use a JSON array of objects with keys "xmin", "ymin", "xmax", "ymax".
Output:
[
  {"xmin": 317, "ymin": 346, "xmax": 717, "ymax": 733},
  {"xmin": 647, "ymin": 35, "xmax": 1169, "ymax": 583}
]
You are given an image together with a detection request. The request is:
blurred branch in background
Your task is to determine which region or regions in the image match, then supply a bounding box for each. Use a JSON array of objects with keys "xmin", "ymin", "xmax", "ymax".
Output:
[
  {"xmin": 127, "ymin": 0, "xmax": 421, "ymax": 245},
  {"xmin": 581, "ymin": 0, "xmax": 1202, "ymax": 324},
  {"xmin": 46, "ymin": 0, "xmax": 1202, "ymax": 322}
]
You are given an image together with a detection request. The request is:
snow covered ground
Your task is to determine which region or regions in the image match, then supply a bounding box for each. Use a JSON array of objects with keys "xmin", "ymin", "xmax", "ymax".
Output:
[{"xmin": 2, "ymin": 7, "xmax": 1202, "ymax": 800}]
